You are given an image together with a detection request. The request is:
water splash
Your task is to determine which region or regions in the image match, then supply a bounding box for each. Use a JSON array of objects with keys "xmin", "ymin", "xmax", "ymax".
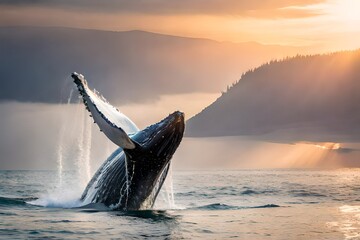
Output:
[
  {"xmin": 32, "ymin": 85, "xmax": 97, "ymax": 208},
  {"xmin": 56, "ymin": 88, "xmax": 74, "ymax": 188},
  {"xmin": 29, "ymin": 186, "xmax": 83, "ymax": 208},
  {"xmin": 56, "ymin": 136, "xmax": 64, "ymax": 188},
  {"xmin": 83, "ymin": 115, "xmax": 92, "ymax": 182},
  {"xmin": 76, "ymin": 105, "xmax": 92, "ymax": 188},
  {"xmin": 76, "ymin": 106, "xmax": 86, "ymax": 186},
  {"xmin": 153, "ymin": 164, "xmax": 178, "ymax": 210},
  {"xmin": 39, "ymin": 82, "xmax": 178, "ymax": 210},
  {"xmin": 164, "ymin": 164, "xmax": 175, "ymax": 209}
]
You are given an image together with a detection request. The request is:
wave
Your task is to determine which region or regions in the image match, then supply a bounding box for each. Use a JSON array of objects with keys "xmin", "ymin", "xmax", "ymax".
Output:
[
  {"xmin": 118, "ymin": 210, "xmax": 177, "ymax": 221},
  {"xmin": 241, "ymin": 189, "xmax": 259, "ymax": 195},
  {"xmin": 76, "ymin": 203, "xmax": 111, "ymax": 212},
  {"xmin": 193, "ymin": 203, "xmax": 281, "ymax": 210},
  {"xmin": 250, "ymin": 204, "xmax": 281, "ymax": 208},
  {"xmin": 1, "ymin": 196, "xmax": 109, "ymax": 211},
  {"xmin": 0, "ymin": 196, "xmax": 37, "ymax": 206},
  {"xmin": 0, "ymin": 195, "xmax": 85, "ymax": 209},
  {"xmin": 289, "ymin": 189, "xmax": 327, "ymax": 198},
  {"xmin": 195, "ymin": 203, "xmax": 238, "ymax": 210},
  {"xmin": 179, "ymin": 188, "xmax": 279, "ymax": 198}
]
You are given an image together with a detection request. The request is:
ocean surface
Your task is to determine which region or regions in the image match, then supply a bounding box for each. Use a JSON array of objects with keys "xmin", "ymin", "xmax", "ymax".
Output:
[{"xmin": 1, "ymin": 169, "xmax": 360, "ymax": 239}]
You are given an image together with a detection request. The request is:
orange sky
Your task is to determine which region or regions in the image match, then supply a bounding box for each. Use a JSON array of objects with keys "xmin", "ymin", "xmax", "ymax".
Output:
[{"xmin": 1, "ymin": 0, "xmax": 360, "ymax": 50}]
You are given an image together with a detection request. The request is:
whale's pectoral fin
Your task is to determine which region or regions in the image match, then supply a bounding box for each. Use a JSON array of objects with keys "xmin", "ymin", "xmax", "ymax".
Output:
[{"xmin": 71, "ymin": 72, "xmax": 139, "ymax": 149}]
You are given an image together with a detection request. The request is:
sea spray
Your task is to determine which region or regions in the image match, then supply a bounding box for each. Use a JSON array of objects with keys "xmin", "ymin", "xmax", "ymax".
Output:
[
  {"xmin": 75, "ymin": 104, "xmax": 93, "ymax": 188},
  {"xmin": 83, "ymin": 114, "xmax": 92, "ymax": 182},
  {"xmin": 56, "ymin": 88, "xmax": 74, "ymax": 188},
  {"xmin": 29, "ymin": 183, "xmax": 83, "ymax": 208},
  {"xmin": 76, "ymin": 104, "xmax": 86, "ymax": 187},
  {"xmin": 167, "ymin": 164, "xmax": 175, "ymax": 208},
  {"xmin": 31, "ymin": 89, "xmax": 89, "ymax": 208},
  {"xmin": 56, "ymin": 136, "xmax": 64, "ymax": 188},
  {"xmin": 156, "ymin": 164, "xmax": 176, "ymax": 209}
]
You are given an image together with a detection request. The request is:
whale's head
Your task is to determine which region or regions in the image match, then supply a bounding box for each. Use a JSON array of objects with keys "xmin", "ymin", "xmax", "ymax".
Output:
[
  {"xmin": 129, "ymin": 111, "xmax": 185, "ymax": 163},
  {"xmin": 122, "ymin": 111, "xmax": 185, "ymax": 209}
]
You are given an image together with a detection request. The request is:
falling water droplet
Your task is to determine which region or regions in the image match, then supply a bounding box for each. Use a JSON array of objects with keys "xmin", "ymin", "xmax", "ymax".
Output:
[
  {"xmin": 56, "ymin": 88, "xmax": 74, "ymax": 188},
  {"xmin": 76, "ymin": 105, "xmax": 93, "ymax": 188}
]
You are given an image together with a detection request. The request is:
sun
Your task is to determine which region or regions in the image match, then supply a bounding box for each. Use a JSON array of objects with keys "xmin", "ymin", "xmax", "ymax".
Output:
[{"xmin": 328, "ymin": 0, "xmax": 360, "ymax": 24}]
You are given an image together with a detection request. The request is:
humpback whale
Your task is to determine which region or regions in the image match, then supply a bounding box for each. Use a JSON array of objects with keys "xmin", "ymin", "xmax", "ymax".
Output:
[{"xmin": 71, "ymin": 73, "xmax": 185, "ymax": 210}]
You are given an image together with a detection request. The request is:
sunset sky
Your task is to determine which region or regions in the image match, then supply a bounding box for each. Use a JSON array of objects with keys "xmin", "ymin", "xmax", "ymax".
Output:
[
  {"xmin": 1, "ymin": 0, "xmax": 360, "ymax": 50},
  {"xmin": 1, "ymin": 0, "xmax": 360, "ymax": 170}
]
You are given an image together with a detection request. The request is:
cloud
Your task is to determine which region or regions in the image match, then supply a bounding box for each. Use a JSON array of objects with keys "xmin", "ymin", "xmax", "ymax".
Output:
[
  {"xmin": 245, "ymin": 6, "xmax": 324, "ymax": 19},
  {"xmin": 0, "ymin": 0, "xmax": 326, "ymax": 19}
]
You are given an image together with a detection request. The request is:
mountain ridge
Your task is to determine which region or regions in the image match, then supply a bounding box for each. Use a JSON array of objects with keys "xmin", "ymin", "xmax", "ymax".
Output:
[
  {"xmin": 0, "ymin": 26, "xmax": 304, "ymax": 48},
  {"xmin": 186, "ymin": 49, "xmax": 360, "ymax": 142},
  {"xmin": 0, "ymin": 26, "xmax": 305, "ymax": 104}
]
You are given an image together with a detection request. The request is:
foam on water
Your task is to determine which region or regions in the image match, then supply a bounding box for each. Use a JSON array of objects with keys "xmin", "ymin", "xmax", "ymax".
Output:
[{"xmin": 28, "ymin": 187, "xmax": 84, "ymax": 208}]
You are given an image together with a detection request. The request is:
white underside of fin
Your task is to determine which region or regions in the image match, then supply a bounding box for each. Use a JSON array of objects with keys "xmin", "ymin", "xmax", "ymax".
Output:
[{"xmin": 73, "ymin": 73, "xmax": 139, "ymax": 149}]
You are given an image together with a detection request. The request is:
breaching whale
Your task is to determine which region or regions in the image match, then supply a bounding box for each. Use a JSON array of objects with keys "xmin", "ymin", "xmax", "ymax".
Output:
[{"xmin": 71, "ymin": 73, "xmax": 185, "ymax": 210}]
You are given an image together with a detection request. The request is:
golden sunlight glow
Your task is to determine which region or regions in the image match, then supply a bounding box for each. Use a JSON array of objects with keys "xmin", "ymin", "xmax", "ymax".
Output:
[
  {"xmin": 1, "ymin": 0, "xmax": 360, "ymax": 50},
  {"xmin": 175, "ymin": 138, "xmax": 347, "ymax": 169},
  {"xmin": 330, "ymin": 0, "xmax": 360, "ymax": 23},
  {"xmin": 321, "ymin": 0, "xmax": 360, "ymax": 38},
  {"xmin": 313, "ymin": 142, "xmax": 341, "ymax": 150}
]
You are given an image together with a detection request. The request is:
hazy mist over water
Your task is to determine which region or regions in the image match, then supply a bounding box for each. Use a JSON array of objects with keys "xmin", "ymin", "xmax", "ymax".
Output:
[
  {"xmin": 1, "ymin": 101, "xmax": 359, "ymax": 170},
  {"xmin": 0, "ymin": 93, "xmax": 217, "ymax": 170}
]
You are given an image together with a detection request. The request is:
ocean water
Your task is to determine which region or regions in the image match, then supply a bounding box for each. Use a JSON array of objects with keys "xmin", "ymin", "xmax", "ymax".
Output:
[{"xmin": 1, "ymin": 169, "xmax": 360, "ymax": 239}]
